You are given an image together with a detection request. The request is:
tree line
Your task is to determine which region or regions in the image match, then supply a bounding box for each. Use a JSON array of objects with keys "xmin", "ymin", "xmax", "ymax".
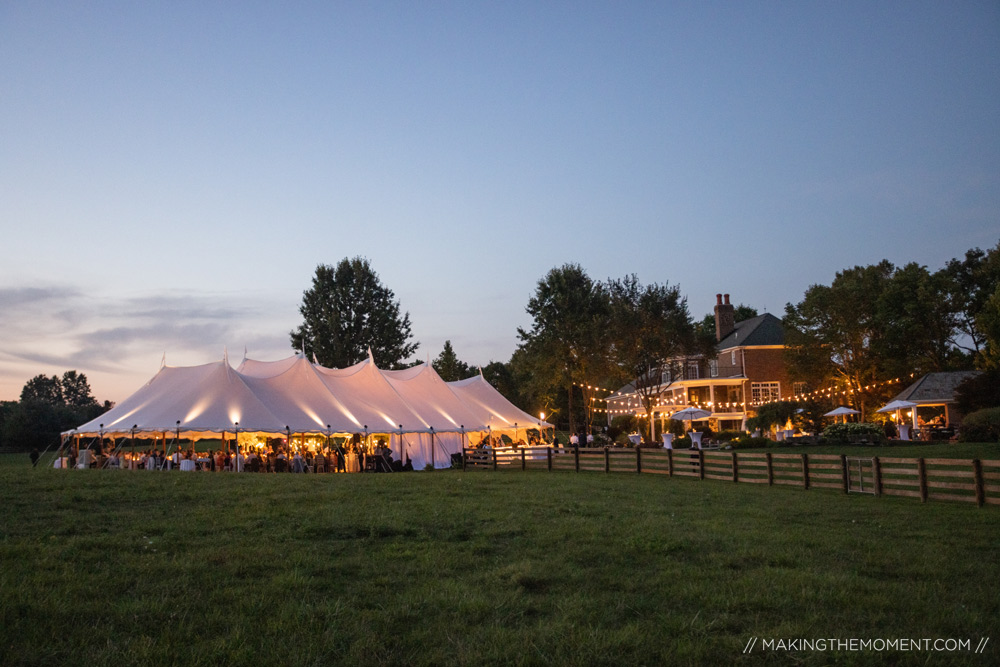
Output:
[
  {"xmin": 7, "ymin": 244, "xmax": 997, "ymax": 450},
  {"xmin": 0, "ymin": 372, "xmax": 109, "ymax": 452}
]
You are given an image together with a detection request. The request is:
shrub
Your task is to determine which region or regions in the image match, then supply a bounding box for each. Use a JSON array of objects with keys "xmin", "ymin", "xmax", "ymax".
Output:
[
  {"xmin": 954, "ymin": 369, "xmax": 999, "ymax": 415},
  {"xmin": 667, "ymin": 419, "xmax": 686, "ymax": 438},
  {"xmin": 821, "ymin": 422, "xmax": 887, "ymax": 445},
  {"xmin": 714, "ymin": 430, "xmax": 743, "ymax": 443},
  {"xmin": 957, "ymin": 407, "xmax": 1000, "ymax": 443}
]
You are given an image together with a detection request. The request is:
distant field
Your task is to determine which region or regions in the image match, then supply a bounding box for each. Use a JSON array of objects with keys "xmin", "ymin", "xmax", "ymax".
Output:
[{"xmin": 1, "ymin": 465, "xmax": 997, "ymax": 666}]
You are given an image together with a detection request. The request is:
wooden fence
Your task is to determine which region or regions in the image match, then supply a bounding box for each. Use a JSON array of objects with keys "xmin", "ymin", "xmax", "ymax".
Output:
[{"xmin": 461, "ymin": 446, "xmax": 1000, "ymax": 507}]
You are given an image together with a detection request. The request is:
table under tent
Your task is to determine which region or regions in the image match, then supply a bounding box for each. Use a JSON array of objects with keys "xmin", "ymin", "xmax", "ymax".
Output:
[{"xmin": 61, "ymin": 352, "xmax": 552, "ymax": 470}]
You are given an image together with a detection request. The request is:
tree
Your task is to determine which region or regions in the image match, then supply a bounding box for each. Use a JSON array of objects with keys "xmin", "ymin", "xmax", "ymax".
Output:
[
  {"xmin": 940, "ymin": 242, "xmax": 1000, "ymax": 363},
  {"xmin": 290, "ymin": 258, "xmax": 418, "ymax": 369},
  {"xmin": 60, "ymin": 371, "xmax": 99, "ymax": 408},
  {"xmin": 976, "ymin": 283, "xmax": 1000, "ymax": 369},
  {"xmin": 874, "ymin": 262, "xmax": 962, "ymax": 376},
  {"xmin": 3, "ymin": 373, "xmax": 107, "ymax": 451},
  {"xmin": 607, "ymin": 275, "xmax": 699, "ymax": 442},
  {"xmin": 516, "ymin": 264, "xmax": 617, "ymax": 435},
  {"xmin": 20, "ymin": 375, "xmax": 63, "ymax": 405},
  {"xmin": 783, "ymin": 262, "xmax": 896, "ymax": 421},
  {"xmin": 954, "ymin": 368, "xmax": 1000, "ymax": 415},
  {"xmin": 432, "ymin": 341, "xmax": 472, "ymax": 381}
]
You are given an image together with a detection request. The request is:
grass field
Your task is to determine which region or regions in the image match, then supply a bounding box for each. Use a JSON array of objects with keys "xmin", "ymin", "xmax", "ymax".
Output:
[{"xmin": 1, "ymin": 459, "xmax": 998, "ymax": 665}]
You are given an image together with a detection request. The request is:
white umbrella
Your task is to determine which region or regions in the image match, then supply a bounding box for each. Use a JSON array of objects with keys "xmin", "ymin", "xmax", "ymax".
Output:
[
  {"xmin": 670, "ymin": 407, "xmax": 711, "ymax": 421},
  {"xmin": 876, "ymin": 400, "xmax": 917, "ymax": 413},
  {"xmin": 877, "ymin": 399, "xmax": 919, "ymax": 436},
  {"xmin": 670, "ymin": 407, "xmax": 712, "ymax": 443},
  {"xmin": 824, "ymin": 406, "xmax": 860, "ymax": 417},
  {"xmin": 824, "ymin": 406, "xmax": 860, "ymax": 424}
]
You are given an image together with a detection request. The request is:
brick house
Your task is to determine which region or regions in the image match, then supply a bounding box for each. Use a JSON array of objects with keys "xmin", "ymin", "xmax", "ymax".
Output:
[{"xmin": 606, "ymin": 294, "xmax": 793, "ymax": 433}]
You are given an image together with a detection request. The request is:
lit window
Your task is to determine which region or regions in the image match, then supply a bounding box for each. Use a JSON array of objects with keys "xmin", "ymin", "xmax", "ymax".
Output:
[{"xmin": 751, "ymin": 382, "xmax": 780, "ymax": 404}]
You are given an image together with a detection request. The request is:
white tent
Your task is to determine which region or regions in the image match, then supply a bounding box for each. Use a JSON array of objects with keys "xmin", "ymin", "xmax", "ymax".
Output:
[{"xmin": 64, "ymin": 353, "xmax": 551, "ymax": 469}]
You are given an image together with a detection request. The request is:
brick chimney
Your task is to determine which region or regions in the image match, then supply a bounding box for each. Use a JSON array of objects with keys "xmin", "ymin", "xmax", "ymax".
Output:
[{"xmin": 714, "ymin": 293, "xmax": 735, "ymax": 342}]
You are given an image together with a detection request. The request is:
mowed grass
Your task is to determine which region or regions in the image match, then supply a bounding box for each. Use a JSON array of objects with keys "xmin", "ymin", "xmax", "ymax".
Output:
[{"xmin": 1, "ymin": 464, "xmax": 998, "ymax": 666}]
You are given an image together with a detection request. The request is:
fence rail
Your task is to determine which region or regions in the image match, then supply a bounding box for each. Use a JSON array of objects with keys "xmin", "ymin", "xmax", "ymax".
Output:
[{"xmin": 461, "ymin": 446, "xmax": 1000, "ymax": 507}]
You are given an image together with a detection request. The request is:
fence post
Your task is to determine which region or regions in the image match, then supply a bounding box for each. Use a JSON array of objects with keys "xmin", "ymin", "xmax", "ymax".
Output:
[
  {"xmin": 521, "ymin": 449, "xmax": 526, "ymax": 471},
  {"xmin": 698, "ymin": 449, "xmax": 705, "ymax": 480},
  {"xmin": 604, "ymin": 446, "xmax": 610, "ymax": 473},
  {"xmin": 574, "ymin": 446, "xmax": 580, "ymax": 473},
  {"xmin": 667, "ymin": 448, "xmax": 673, "ymax": 477},
  {"xmin": 636, "ymin": 446, "xmax": 642, "ymax": 474},
  {"xmin": 973, "ymin": 459, "xmax": 985, "ymax": 507},
  {"xmin": 547, "ymin": 447, "xmax": 552, "ymax": 472},
  {"xmin": 802, "ymin": 453, "xmax": 810, "ymax": 490},
  {"xmin": 840, "ymin": 454, "xmax": 849, "ymax": 494},
  {"xmin": 873, "ymin": 457, "xmax": 882, "ymax": 497},
  {"xmin": 917, "ymin": 458, "xmax": 928, "ymax": 503},
  {"xmin": 766, "ymin": 452, "xmax": 774, "ymax": 486},
  {"xmin": 492, "ymin": 448, "xmax": 498, "ymax": 471},
  {"xmin": 731, "ymin": 452, "xmax": 738, "ymax": 483}
]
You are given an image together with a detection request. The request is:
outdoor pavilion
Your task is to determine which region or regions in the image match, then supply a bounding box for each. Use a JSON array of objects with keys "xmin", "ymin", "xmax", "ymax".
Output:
[{"xmin": 883, "ymin": 370, "xmax": 981, "ymax": 436}]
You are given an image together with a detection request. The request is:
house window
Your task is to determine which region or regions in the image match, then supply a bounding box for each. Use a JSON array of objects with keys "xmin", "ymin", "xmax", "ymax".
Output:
[
  {"xmin": 751, "ymin": 382, "xmax": 780, "ymax": 404},
  {"xmin": 687, "ymin": 361, "xmax": 699, "ymax": 380},
  {"xmin": 661, "ymin": 370, "xmax": 672, "ymax": 385},
  {"xmin": 731, "ymin": 350, "xmax": 736, "ymax": 365},
  {"xmin": 793, "ymin": 382, "xmax": 808, "ymax": 397},
  {"xmin": 709, "ymin": 360, "xmax": 718, "ymax": 378}
]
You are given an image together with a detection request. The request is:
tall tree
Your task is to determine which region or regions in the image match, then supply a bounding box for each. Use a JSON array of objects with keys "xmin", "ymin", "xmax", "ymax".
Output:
[
  {"xmin": 976, "ymin": 283, "xmax": 1000, "ymax": 369},
  {"xmin": 874, "ymin": 262, "xmax": 961, "ymax": 376},
  {"xmin": 290, "ymin": 258, "xmax": 418, "ymax": 369},
  {"xmin": 784, "ymin": 261, "xmax": 896, "ymax": 420},
  {"xmin": 516, "ymin": 264, "xmax": 615, "ymax": 435},
  {"xmin": 432, "ymin": 340, "xmax": 472, "ymax": 381},
  {"xmin": 607, "ymin": 275, "xmax": 698, "ymax": 442},
  {"xmin": 20, "ymin": 375, "xmax": 63, "ymax": 405},
  {"xmin": 940, "ymin": 242, "xmax": 1000, "ymax": 362},
  {"xmin": 60, "ymin": 371, "xmax": 99, "ymax": 408}
]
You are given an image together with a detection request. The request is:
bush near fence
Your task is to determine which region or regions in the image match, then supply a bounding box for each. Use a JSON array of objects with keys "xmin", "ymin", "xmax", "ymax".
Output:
[{"xmin": 461, "ymin": 446, "xmax": 1000, "ymax": 507}]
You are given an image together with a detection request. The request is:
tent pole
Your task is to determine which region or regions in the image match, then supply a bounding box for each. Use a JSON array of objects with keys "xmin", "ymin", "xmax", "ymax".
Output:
[{"xmin": 430, "ymin": 427, "xmax": 435, "ymax": 469}]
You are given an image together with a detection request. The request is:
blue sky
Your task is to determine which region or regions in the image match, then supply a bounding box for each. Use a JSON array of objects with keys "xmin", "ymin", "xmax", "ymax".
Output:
[{"xmin": 1, "ymin": 1, "xmax": 998, "ymax": 402}]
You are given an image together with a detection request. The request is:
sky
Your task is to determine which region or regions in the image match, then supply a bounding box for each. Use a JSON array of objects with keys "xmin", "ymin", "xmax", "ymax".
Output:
[{"xmin": 1, "ymin": 1, "xmax": 998, "ymax": 403}]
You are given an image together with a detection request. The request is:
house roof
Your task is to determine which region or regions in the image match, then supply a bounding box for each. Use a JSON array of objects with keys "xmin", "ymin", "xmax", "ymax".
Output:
[
  {"xmin": 716, "ymin": 313, "xmax": 784, "ymax": 350},
  {"xmin": 892, "ymin": 371, "xmax": 981, "ymax": 404}
]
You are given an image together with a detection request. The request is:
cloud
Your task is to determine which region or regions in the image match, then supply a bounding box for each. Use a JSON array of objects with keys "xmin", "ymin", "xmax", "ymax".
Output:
[
  {"xmin": 0, "ymin": 283, "xmax": 294, "ymax": 380},
  {"xmin": 0, "ymin": 286, "xmax": 81, "ymax": 309}
]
